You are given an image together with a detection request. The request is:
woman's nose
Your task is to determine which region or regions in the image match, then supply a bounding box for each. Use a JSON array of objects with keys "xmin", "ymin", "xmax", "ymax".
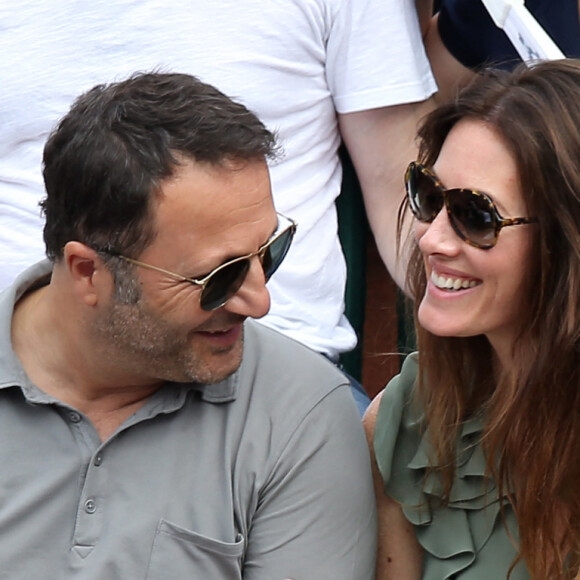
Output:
[{"xmin": 415, "ymin": 208, "xmax": 462, "ymax": 257}]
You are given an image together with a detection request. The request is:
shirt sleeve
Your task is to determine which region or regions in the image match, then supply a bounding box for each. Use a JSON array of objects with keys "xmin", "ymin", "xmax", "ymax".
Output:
[
  {"xmin": 327, "ymin": 0, "xmax": 436, "ymax": 113},
  {"xmin": 241, "ymin": 383, "xmax": 377, "ymax": 580}
]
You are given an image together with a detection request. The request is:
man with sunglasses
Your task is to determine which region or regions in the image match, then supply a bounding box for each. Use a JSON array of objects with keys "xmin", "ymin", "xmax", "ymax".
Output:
[
  {"xmin": 0, "ymin": 0, "xmax": 438, "ymax": 420},
  {"xmin": 0, "ymin": 72, "xmax": 376, "ymax": 579}
]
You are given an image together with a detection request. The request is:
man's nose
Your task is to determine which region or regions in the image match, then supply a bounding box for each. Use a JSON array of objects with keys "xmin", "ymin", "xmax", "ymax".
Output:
[{"xmin": 223, "ymin": 256, "xmax": 271, "ymax": 319}]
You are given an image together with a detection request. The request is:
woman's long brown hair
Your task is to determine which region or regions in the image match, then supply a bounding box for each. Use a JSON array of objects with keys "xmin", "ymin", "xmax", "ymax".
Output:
[{"xmin": 402, "ymin": 60, "xmax": 580, "ymax": 579}]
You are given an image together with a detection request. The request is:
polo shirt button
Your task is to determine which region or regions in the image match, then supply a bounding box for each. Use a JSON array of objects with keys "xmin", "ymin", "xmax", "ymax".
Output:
[
  {"xmin": 84, "ymin": 499, "xmax": 97, "ymax": 514},
  {"xmin": 68, "ymin": 411, "xmax": 81, "ymax": 423},
  {"xmin": 94, "ymin": 454, "xmax": 103, "ymax": 467}
]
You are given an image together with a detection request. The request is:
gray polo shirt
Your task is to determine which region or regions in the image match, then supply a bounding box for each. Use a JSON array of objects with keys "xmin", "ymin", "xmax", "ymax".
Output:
[{"xmin": 0, "ymin": 262, "xmax": 376, "ymax": 579}]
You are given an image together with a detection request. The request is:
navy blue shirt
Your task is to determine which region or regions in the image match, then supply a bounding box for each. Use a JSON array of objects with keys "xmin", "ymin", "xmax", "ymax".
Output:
[{"xmin": 438, "ymin": 0, "xmax": 580, "ymax": 70}]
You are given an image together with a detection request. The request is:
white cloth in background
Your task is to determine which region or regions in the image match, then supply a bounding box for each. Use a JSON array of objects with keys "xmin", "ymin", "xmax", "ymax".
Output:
[{"xmin": 0, "ymin": 0, "xmax": 436, "ymax": 358}]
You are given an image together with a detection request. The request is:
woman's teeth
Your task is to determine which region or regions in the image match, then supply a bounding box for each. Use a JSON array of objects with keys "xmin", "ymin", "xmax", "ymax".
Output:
[{"xmin": 431, "ymin": 270, "xmax": 478, "ymax": 291}]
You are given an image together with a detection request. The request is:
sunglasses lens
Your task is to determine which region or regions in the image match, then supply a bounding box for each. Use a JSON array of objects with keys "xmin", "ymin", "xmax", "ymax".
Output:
[
  {"xmin": 449, "ymin": 191, "xmax": 496, "ymax": 248},
  {"xmin": 200, "ymin": 260, "xmax": 250, "ymax": 311},
  {"xmin": 407, "ymin": 164, "xmax": 444, "ymax": 222},
  {"xmin": 261, "ymin": 226, "xmax": 294, "ymax": 280},
  {"xmin": 198, "ymin": 222, "xmax": 295, "ymax": 311},
  {"xmin": 407, "ymin": 163, "xmax": 499, "ymax": 249}
]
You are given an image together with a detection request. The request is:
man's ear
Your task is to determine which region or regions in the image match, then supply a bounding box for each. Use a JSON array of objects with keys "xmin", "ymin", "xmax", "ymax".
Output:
[{"xmin": 62, "ymin": 241, "xmax": 112, "ymax": 307}]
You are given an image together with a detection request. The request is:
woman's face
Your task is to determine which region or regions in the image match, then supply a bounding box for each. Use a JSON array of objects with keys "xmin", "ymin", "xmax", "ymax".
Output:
[{"xmin": 414, "ymin": 120, "xmax": 535, "ymax": 364}]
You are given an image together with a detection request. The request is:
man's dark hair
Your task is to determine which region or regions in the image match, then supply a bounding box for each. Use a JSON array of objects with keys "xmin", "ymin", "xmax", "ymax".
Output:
[{"xmin": 41, "ymin": 71, "xmax": 277, "ymax": 261}]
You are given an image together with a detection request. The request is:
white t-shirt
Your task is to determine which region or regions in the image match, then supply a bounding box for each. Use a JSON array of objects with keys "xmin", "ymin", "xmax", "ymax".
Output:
[{"xmin": 0, "ymin": 0, "xmax": 435, "ymax": 358}]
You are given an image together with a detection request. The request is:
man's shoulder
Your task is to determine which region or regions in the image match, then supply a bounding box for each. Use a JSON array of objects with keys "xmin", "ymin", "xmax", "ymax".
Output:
[
  {"xmin": 244, "ymin": 319, "xmax": 346, "ymax": 383},
  {"xmin": 237, "ymin": 319, "xmax": 352, "ymax": 412},
  {"xmin": 0, "ymin": 261, "xmax": 52, "ymax": 380}
]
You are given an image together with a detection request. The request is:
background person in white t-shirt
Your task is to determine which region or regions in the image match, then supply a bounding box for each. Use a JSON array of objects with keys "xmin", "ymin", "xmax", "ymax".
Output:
[{"xmin": 0, "ymin": 0, "xmax": 436, "ymax": 413}]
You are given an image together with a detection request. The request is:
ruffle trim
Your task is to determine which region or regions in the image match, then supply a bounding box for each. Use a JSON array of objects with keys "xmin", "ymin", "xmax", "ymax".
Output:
[{"xmin": 374, "ymin": 354, "xmax": 525, "ymax": 579}]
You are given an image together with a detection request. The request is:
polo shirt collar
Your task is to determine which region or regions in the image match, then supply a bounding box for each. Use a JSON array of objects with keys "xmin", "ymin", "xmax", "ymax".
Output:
[
  {"xmin": 0, "ymin": 260, "xmax": 239, "ymax": 404},
  {"xmin": 0, "ymin": 261, "xmax": 52, "ymax": 390}
]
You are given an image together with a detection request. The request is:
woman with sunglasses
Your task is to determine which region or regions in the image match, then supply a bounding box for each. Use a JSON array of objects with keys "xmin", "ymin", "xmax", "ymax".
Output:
[{"xmin": 364, "ymin": 58, "xmax": 580, "ymax": 580}]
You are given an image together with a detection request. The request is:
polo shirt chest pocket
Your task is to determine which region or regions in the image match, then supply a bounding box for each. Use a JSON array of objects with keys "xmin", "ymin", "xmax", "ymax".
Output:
[{"xmin": 145, "ymin": 519, "xmax": 245, "ymax": 579}]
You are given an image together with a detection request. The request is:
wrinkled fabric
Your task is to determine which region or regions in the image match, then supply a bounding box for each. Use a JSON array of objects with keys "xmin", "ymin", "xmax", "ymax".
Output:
[
  {"xmin": 0, "ymin": 0, "xmax": 436, "ymax": 360},
  {"xmin": 0, "ymin": 262, "xmax": 377, "ymax": 580},
  {"xmin": 374, "ymin": 353, "xmax": 530, "ymax": 579}
]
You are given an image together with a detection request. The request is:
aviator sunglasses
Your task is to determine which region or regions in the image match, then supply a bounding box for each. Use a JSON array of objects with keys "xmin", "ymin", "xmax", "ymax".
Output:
[
  {"xmin": 405, "ymin": 162, "xmax": 537, "ymax": 249},
  {"xmin": 103, "ymin": 213, "xmax": 296, "ymax": 311}
]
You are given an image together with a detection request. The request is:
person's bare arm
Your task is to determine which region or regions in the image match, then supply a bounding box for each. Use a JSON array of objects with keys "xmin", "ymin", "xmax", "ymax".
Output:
[
  {"xmin": 338, "ymin": 99, "xmax": 434, "ymax": 290},
  {"xmin": 423, "ymin": 12, "xmax": 476, "ymax": 104},
  {"xmin": 415, "ymin": 0, "xmax": 433, "ymax": 38},
  {"xmin": 363, "ymin": 394, "xmax": 423, "ymax": 580}
]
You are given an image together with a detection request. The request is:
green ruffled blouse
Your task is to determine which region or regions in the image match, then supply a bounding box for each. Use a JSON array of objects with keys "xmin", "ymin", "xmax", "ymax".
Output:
[{"xmin": 373, "ymin": 353, "xmax": 530, "ymax": 579}]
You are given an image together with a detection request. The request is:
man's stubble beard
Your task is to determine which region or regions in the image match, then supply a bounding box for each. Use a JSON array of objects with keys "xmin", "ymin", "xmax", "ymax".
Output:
[{"xmin": 93, "ymin": 291, "xmax": 245, "ymax": 385}]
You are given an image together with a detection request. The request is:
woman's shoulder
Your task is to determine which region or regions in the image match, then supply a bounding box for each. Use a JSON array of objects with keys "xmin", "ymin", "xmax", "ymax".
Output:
[
  {"xmin": 364, "ymin": 352, "xmax": 418, "ymax": 434},
  {"xmin": 377, "ymin": 352, "xmax": 419, "ymax": 414},
  {"xmin": 369, "ymin": 353, "xmax": 528, "ymax": 579},
  {"xmin": 371, "ymin": 352, "xmax": 422, "ymax": 493}
]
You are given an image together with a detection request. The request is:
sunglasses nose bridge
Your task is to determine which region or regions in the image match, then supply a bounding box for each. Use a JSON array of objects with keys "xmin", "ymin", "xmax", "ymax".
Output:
[
  {"xmin": 417, "ymin": 200, "xmax": 464, "ymax": 255},
  {"xmin": 441, "ymin": 191, "xmax": 459, "ymax": 228},
  {"xmin": 422, "ymin": 187, "xmax": 446, "ymax": 223},
  {"xmin": 244, "ymin": 251, "xmax": 269, "ymax": 282},
  {"xmin": 442, "ymin": 191, "xmax": 478, "ymax": 245},
  {"xmin": 256, "ymin": 244, "xmax": 269, "ymax": 265},
  {"xmin": 230, "ymin": 252, "xmax": 269, "ymax": 298},
  {"xmin": 220, "ymin": 255, "xmax": 271, "ymax": 319}
]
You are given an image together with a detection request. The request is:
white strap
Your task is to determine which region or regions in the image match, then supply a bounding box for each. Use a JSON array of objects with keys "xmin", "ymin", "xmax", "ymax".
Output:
[{"xmin": 481, "ymin": 0, "xmax": 565, "ymax": 62}]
